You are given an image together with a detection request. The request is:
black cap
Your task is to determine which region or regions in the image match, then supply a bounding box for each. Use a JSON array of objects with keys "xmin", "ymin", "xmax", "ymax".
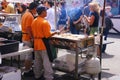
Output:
[
  {"xmin": 29, "ymin": 2, "xmax": 38, "ymax": 10},
  {"xmin": 36, "ymin": 6, "xmax": 47, "ymax": 15}
]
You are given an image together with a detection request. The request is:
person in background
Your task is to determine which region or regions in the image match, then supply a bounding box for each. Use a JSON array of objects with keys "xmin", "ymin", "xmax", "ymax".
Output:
[
  {"xmin": 57, "ymin": 1, "xmax": 67, "ymax": 32},
  {"xmin": 84, "ymin": 1, "xmax": 100, "ymax": 35},
  {"xmin": 111, "ymin": 2, "xmax": 118, "ymax": 16},
  {"xmin": 15, "ymin": 3, "xmax": 27, "ymax": 16},
  {"xmin": 44, "ymin": 0, "xmax": 58, "ymax": 62},
  {"xmin": 105, "ymin": 5, "xmax": 112, "ymax": 17},
  {"xmin": 31, "ymin": 6, "xmax": 58, "ymax": 80},
  {"xmin": 68, "ymin": 7, "xmax": 83, "ymax": 34},
  {"xmin": 44, "ymin": 1, "xmax": 56, "ymax": 31},
  {"xmin": 84, "ymin": 2, "xmax": 100, "ymax": 56},
  {"xmin": 21, "ymin": 2, "xmax": 38, "ymax": 76},
  {"xmin": 0, "ymin": 0, "xmax": 15, "ymax": 13},
  {"xmin": 99, "ymin": 10, "xmax": 113, "ymax": 53},
  {"xmin": 82, "ymin": 2, "xmax": 92, "ymax": 35}
]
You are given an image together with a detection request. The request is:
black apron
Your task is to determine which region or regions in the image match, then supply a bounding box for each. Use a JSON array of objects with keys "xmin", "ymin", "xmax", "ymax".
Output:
[{"xmin": 42, "ymin": 38, "xmax": 54, "ymax": 62}]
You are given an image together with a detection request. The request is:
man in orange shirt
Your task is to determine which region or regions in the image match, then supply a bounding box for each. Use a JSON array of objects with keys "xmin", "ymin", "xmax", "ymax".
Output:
[
  {"xmin": 31, "ymin": 6, "xmax": 57, "ymax": 80},
  {"xmin": 21, "ymin": 2, "xmax": 38, "ymax": 75}
]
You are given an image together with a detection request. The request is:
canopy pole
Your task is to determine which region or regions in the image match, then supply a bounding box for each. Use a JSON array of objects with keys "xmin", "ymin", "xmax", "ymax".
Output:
[
  {"xmin": 98, "ymin": 0, "xmax": 106, "ymax": 80},
  {"xmin": 54, "ymin": 0, "xmax": 57, "ymax": 30}
]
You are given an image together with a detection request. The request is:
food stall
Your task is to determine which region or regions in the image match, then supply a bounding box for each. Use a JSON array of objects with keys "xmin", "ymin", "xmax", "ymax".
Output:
[
  {"xmin": 50, "ymin": 33, "xmax": 100, "ymax": 80},
  {"xmin": 0, "ymin": 0, "xmax": 114, "ymax": 80}
]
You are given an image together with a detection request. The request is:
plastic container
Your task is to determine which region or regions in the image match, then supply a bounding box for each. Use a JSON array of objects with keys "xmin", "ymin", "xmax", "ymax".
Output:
[{"xmin": 0, "ymin": 40, "xmax": 19, "ymax": 54}]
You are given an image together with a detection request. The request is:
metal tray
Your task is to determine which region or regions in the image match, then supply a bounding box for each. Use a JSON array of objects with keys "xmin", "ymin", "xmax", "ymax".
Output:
[{"xmin": 50, "ymin": 34, "xmax": 94, "ymax": 50}]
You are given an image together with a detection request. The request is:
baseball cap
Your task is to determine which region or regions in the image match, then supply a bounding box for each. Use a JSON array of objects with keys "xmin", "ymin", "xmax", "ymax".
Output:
[
  {"xmin": 29, "ymin": 2, "xmax": 38, "ymax": 10},
  {"xmin": 36, "ymin": 6, "xmax": 47, "ymax": 15}
]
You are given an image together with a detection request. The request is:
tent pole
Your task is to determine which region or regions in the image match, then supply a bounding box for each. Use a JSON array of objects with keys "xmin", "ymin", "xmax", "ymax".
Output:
[
  {"xmin": 54, "ymin": 0, "xmax": 57, "ymax": 30},
  {"xmin": 98, "ymin": 0, "xmax": 106, "ymax": 80}
]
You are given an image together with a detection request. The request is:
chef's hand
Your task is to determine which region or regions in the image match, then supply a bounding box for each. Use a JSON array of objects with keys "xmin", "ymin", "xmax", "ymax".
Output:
[
  {"xmin": 51, "ymin": 30, "xmax": 60, "ymax": 36},
  {"xmin": 55, "ymin": 30, "xmax": 60, "ymax": 34}
]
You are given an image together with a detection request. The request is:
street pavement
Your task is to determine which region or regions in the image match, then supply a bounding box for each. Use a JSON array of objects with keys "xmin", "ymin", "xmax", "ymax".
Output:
[{"xmin": 101, "ymin": 34, "xmax": 120, "ymax": 80}]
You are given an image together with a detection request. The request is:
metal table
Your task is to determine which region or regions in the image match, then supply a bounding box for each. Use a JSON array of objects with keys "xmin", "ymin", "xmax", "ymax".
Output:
[
  {"xmin": 1, "ymin": 44, "xmax": 33, "ymax": 68},
  {"xmin": 1, "ymin": 47, "xmax": 33, "ymax": 58},
  {"xmin": 50, "ymin": 34, "xmax": 94, "ymax": 80}
]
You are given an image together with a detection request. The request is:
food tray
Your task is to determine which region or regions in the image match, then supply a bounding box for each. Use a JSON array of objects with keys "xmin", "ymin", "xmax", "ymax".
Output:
[{"xmin": 50, "ymin": 34, "xmax": 94, "ymax": 50}]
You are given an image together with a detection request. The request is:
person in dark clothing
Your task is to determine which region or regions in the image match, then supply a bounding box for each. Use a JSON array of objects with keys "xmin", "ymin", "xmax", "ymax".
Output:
[
  {"xmin": 84, "ymin": 2, "xmax": 100, "ymax": 56},
  {"xmin": 103, "ymin": 17, "xmax": 113, "ymax": 40},
  {"xmin": 100, "ymin": 10, "xmax": 113, "ymax": 53},
  {"xmin": 102, "ymin": 17, "xmax": 113, "ymax": 53},
  {"xmin": 84, "ymin": 2, "xmax": 100, "ymax": 35}
]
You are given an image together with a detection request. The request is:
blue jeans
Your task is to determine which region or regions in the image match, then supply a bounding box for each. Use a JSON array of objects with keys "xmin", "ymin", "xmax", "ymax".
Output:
[
  {"xmin": 102, "ymin": 28, "xmax": 109, "ymax": 52},
  {"xmin": 70, "ymin": 23, "xmax": 79, "ymax": 34}
]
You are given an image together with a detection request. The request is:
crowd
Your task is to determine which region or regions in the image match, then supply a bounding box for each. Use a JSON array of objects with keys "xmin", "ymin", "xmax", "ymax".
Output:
[{"xmin": 0, "ymin": 0, "xmax": 114, "ymax": 80}]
